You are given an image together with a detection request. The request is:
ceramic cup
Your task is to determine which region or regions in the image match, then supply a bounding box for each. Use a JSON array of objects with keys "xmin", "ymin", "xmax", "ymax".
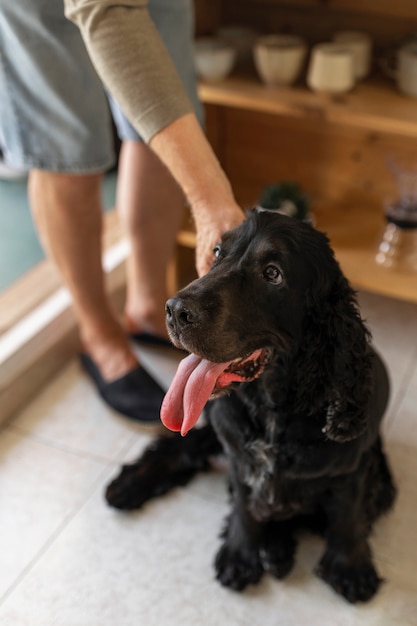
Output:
[
  {"xmin": 307, "ymin": 43, "xmax": 355, "ymax": 93},
  {"xmin": 253, "ymin": 34, "xmax": 307, "ymax": 86},
  {"xmin": 397, "ymin": 42, "xmax": 417, "ymax": 97},
  {"xmin": 333, "ymin": 30, "xmax": 372, "ymax": 80}
]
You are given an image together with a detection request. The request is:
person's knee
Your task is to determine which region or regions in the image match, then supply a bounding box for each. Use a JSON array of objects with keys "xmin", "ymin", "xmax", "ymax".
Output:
[{"xmin": 29, "ymin": 169, "xmax": 104, "ymax": 210}]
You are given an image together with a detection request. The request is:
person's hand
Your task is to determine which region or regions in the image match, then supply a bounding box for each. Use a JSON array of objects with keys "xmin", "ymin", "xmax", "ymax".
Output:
[
  {"xmin": 149, "ymin": 113, "xmax": 245, "ymax": 275},
  {"xmin": 193, "ymin": 204, "xmax": 245, "ymax": 276}
]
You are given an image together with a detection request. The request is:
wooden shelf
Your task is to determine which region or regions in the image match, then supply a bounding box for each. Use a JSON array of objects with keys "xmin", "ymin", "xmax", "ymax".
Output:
[
  {"xmin": 199, "ymin": 76, "xmax": 417, "ymax": 139},
  {"xmin": 177, "ymin": 229, "xmax": 197, "ymax": 249},
  {"xmin": 314, "ymin": 203, "xmax": 417, "ymax": 304}
]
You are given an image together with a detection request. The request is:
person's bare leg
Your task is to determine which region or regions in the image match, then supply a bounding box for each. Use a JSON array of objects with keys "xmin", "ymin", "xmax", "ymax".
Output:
[
  {"xmin": 116, "ymin": 140, "xmax": 185, "ymax": 339},
  {"xmin": 29, "ymin": 170, "xmax": 137, "ymax": 381}
]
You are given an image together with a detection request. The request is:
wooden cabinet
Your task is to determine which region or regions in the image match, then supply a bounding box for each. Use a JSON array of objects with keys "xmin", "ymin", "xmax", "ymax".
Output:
[{"xmin": 177, "ymin": 0, "xmax": 417, "ymax": 303}]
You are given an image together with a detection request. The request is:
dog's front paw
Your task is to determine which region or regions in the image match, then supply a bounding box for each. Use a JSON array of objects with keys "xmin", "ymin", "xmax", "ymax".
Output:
[
  {"xmin": 105, "ymin": 461, "xmax": 158, "ymax": 510},
  {"xmin": 260, "ymin": 536, "xmax": 296, "ymax": 580},
  {"xmin": 215, "ymin": 542, "xmax": 263, "ymax": 591},
  {"xmin": 315, "ymin": 550, "xmax": 383, "ymax": 603}
]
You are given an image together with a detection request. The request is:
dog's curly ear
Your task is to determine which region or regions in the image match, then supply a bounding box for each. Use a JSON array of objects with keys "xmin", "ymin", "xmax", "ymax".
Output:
[
  {"xmin": 325, "ymin": 280, "xmax": 374, "ymax": 442},
  {"xmin": 306, "ymin": 269, "xmax": 374, "ymax": 443}
]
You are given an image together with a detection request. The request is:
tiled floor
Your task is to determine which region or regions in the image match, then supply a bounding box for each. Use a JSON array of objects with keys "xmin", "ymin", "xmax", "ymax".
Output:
[{"xmin": 0, "ymin": 290, "xmax": 416, "ymax": 626}]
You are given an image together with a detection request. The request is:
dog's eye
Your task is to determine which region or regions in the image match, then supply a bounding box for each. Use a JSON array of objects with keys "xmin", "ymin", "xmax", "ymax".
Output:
[
  {"xmin": 263, "ymin": 265, "xmax": 283, "ymax": 285},
  {"xmin": 213, "ymin": 243, "xmax": 222, "ymax": 259}
]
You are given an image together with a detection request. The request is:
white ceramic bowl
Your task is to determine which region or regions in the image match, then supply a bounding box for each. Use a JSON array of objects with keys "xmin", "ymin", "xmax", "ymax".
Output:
[
  {"xmin": 254, "ymin": 34, "xmax": 307, "ymax": 86},
  {"xmin": 194, "ymin": 38, "xmax": 236, "ymax": 81}
]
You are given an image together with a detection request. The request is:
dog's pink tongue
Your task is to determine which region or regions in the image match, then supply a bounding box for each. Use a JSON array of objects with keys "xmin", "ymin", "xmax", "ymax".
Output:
[{"xmin": 161, "ymin": 353, "xmax": 230, "ymax": 437}]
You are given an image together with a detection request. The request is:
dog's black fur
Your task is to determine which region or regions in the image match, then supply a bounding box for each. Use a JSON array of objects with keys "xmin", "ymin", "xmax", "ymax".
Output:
[{"xmin": 106, "ymin": 210, "xmax": 396, "ymax": 603}]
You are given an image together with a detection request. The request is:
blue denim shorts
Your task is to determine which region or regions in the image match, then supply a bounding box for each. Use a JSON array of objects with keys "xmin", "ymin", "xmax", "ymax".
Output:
[{"xmin": 0, "ymin": 0, "xmax": 202, "ymax": 172}]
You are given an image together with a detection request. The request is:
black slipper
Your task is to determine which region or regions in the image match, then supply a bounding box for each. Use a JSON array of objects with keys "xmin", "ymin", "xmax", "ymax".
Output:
[
  {"xmin": 80, "ymin": 353, "xmax": 165, "ymax": 423},
  {"xmin": 129, "ymin": 331, "xmax": 173, "ymax": 348}
]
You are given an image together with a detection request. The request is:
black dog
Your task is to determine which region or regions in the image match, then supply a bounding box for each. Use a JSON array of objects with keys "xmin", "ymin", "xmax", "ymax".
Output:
[{"xmin": 106, "ymin": 209, "xmax": 396, "ymax": 603}]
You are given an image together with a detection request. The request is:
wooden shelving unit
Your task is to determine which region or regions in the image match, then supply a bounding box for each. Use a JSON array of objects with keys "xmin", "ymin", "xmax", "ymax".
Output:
[{"xmin": 174, "ymin": 75, "xmax": 417, "ymax": 303}]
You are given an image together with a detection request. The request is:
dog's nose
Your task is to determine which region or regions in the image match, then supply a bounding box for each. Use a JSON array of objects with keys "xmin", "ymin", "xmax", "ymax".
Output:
[{"xmin": 166, "ymin": 297, "xmax": 196, "ymax": 329}]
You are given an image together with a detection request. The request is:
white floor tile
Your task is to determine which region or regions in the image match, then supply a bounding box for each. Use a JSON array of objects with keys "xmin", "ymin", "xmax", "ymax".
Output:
[
  {"xmin": 12, "ymin": 360, "xmax": 162, "ymax": 462},
  {"xmin": 358, "ymin": 291, "xmax": 417, "ymax": 406},
  {"xmin": 0, "ymin": 475, "xmax": 227, "ymax": 626},
  {"xmin": 0, "ymin": 428, "xmax": 107, "ymax": 599},
  {"xmin": 372, "ymin": 439, "xmax": 417, "ymax": 593},
  {"xmin": 0, "ymin": 459, "xmax": 415, "ymax": 626},
  {"xmin": 387, "ymin": 362, "xmax": 417, "ymax": 447}
]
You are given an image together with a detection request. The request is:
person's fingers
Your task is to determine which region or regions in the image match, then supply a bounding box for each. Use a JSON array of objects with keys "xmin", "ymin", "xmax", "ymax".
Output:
[{"xmin": 194, "ymin": 208, "xmax": 245, "ymax": 277}]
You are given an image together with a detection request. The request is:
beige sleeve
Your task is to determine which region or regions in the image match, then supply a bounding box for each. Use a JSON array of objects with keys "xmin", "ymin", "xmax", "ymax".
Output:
[{"xmin": 64, "ymin": 0, "xmax": 194, "ymax": 142}]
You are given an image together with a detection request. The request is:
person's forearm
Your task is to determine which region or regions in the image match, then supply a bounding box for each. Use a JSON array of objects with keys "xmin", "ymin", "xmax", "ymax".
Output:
[
  {"xmin": 64, "ymin": 0, "xmax": 245, "ymax": 274},
  {"xmin": 64, "ymin": 0, "xmax": 193, "ymax": 141},
  {"xmin": 150, "ymin": 114, "xmax": 236, "ymax": 217},
  {"xmin": 151, "ymin": 114, "xmax": 245, "ymax": 276}
]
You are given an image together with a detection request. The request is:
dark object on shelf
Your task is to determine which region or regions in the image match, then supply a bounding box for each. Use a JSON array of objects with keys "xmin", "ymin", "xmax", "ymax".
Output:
[
  {"xmin": 375, "ymin": 157, "xmax": 417, "ymax": 273},
  {"xmin": 376, "ymin": 202, "xmax": 417, "ymax": 273},
  {"xmin": 257, "ymin": 181, "xmax": 312, "ymax": 222}
]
